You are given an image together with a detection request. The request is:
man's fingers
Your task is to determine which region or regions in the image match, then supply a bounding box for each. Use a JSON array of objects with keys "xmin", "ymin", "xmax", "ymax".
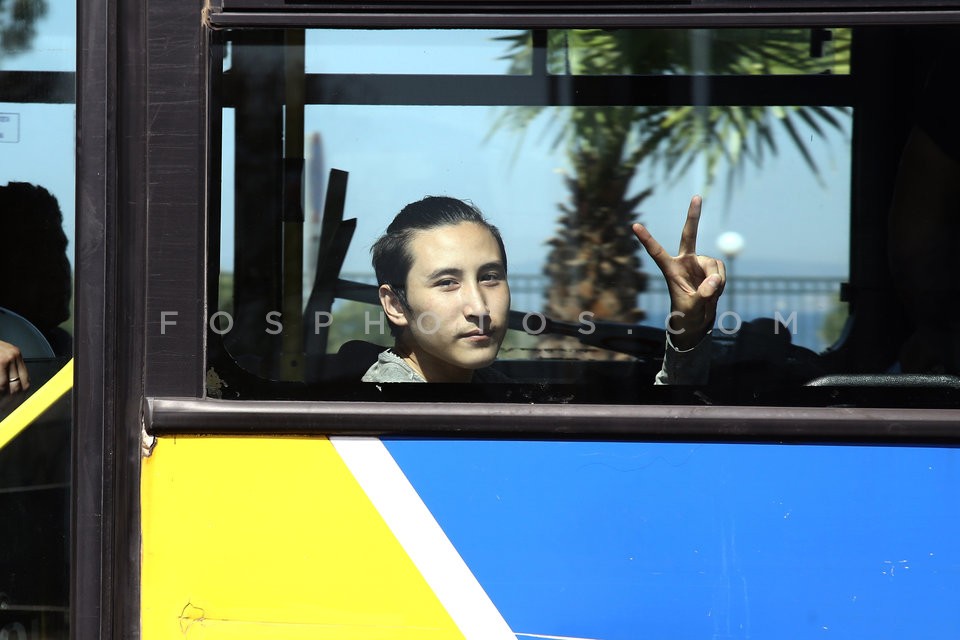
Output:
[
  {"xmin": 678, "ymin": 195, "xmax": 703, "ymax": 256},
  {"xmin": 15, "ymin": 358, "xmax": 29, "ymax": 391},
  {"xmin": 695, "ymin": 256, "xmax": 725, "ymax": 299},
  {"xmin": 701, "ymin": 255, "xmax": 725, "ymax": 281},
  {"xmin": 1, "ymin": 344, "xmax": 30, "ymax": 393},
  {"xmin": 632, "ymin": 223, "xmax": 671, "ymax": 272}
]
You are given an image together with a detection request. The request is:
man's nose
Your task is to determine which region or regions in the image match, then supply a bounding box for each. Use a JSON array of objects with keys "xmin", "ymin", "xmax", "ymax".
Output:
[{"xmin": 462, "ymin": 282, "xmax": 490, "ymax": 319}]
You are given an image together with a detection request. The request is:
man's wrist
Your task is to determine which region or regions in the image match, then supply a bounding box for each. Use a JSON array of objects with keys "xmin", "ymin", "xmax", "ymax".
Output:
[{"xmin": 666, "ymin": 327, "xmax": 710, "ymax": 352}]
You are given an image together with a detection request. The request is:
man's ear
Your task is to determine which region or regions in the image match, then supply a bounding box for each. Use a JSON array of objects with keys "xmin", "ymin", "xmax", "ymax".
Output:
[{"xmin": 379, "ymin": 284, "xmax": 409, "ymax": 327}]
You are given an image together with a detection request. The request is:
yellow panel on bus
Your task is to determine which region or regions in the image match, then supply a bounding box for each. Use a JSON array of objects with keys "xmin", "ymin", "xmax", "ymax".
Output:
[{"xmin": 140, "ymin": 435, "xmax": 462, "ymax": 639}]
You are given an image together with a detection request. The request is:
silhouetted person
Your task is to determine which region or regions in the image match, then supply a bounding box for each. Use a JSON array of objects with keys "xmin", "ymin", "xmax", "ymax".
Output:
[{"xmin": 0, "ymin": 182, "xmax": 72, "ymax": 394}]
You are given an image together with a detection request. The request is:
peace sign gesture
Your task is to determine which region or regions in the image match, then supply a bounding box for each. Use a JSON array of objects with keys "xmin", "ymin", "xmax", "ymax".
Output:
[{"xmin": 632, "ymin": 195, "xmax": 726, "ymax": 350}]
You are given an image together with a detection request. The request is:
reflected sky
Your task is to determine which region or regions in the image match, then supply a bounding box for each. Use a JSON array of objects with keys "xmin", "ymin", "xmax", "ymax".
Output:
[
  {"xmin": 0, "ymin": 1, "xmax": 76, "ymax": 268},
  {"xmin": 0, "ymin": 8, "xmax": 851, "ymax": 283},
  {"xmin": 222, "ymin": 31, "xmax": 851, "ymax": 278}
]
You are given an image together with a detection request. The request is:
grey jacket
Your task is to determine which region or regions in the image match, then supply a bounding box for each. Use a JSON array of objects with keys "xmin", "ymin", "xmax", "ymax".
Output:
[{"xmin": 362, "ymin": 332, "xmax": 711, "ymax": 385}]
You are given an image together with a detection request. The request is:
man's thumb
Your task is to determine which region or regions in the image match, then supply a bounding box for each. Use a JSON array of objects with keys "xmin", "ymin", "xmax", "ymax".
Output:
[{"xmin": 698, "ymin": 274, "xmax": 721, "ymax": 297}]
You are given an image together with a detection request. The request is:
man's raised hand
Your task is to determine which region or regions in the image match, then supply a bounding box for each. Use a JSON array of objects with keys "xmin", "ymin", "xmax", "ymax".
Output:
[{"xmin": 631, "ymin": 195, "xmax": 726, "ymax": 350}]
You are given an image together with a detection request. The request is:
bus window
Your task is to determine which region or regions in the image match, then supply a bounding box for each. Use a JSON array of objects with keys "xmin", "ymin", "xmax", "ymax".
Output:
[
  {"xmin": 0, "ymin": 1, "xmax": 75, "ymax": 638},
  {"xmin": 207, "ymin": 24, "xmax": 960, "ymax": 408}
]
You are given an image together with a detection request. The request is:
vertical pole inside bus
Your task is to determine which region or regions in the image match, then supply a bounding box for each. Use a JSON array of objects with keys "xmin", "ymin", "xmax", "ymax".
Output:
[{"xmin": 281, "ymin": 29, "xmax": 306, "ymax": 381}]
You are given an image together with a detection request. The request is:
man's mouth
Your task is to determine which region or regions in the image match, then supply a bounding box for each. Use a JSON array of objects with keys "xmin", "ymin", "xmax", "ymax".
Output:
[{"xmin": 460, "ymin": 328, "xmax": 495, "ymax": 340}]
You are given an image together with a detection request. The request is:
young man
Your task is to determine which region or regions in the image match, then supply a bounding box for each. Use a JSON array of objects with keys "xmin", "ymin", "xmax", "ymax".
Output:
[{"xmin": 362, "ymin": 195, "xmax": 723, "ymax": 383}]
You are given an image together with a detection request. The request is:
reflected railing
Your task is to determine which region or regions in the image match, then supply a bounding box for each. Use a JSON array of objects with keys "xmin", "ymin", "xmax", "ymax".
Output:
[{"xmin": 340, "ymin": 272, "xmax": 846, "ymax": 353}]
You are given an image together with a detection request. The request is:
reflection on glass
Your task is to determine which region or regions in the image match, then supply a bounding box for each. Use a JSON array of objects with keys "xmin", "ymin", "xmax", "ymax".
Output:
[
  {"xmin": 304, "ymin": 29, "xmax": 530, "ymax": 75},
  {"xmin": 0, "ymin": 0, "xmax": 75, "ymax": 635},
  {"xmin": 214, "ymin": 27, "xmax": 858, "ymax": 398},
  {"xmin": 541, "ymin": 28, "xmax": 851, "ymax": 76},
  {"xmin": 304, "ymin": 103, "xmax": 848, "ymax": 355},
  {"xmin": 0, "ymin": 0, "xmax": 76, "ymax": 72},
  {"xmin": 219, "ymin": 108, "xmax": 849, "ymax": 356},
  {"xmin": 0, "ymin": 181, "xmax": 73, "ymax": 640},
  {"xmin": 0, "ymin": 379, "xmax": 71, "ymax": 640}
]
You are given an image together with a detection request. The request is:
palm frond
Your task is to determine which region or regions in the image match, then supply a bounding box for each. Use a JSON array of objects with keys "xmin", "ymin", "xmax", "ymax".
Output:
[{"xmin": 778, "ymin": 111, "xmax": 825, "ymax": 185}]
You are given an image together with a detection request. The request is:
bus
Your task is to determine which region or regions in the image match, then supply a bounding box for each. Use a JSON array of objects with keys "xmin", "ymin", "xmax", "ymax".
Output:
[{"xmin": 3, "ymin": 1, "xmax": 960, "ymax": 638}]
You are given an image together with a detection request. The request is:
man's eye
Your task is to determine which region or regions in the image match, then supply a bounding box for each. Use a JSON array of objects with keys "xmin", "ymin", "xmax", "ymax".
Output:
[
  {"xmin": 480, "ymin": 272, "xmax": 504, "ymax": 283},
  {"xmin": 436, "ymin": 278, "xmax": 458, "ymax": 288}
]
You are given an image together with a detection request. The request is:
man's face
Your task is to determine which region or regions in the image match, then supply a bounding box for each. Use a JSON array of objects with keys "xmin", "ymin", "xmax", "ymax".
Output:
[{"xmin": 386, "ymin": 221, "xmax": 510, "ymax": 382}]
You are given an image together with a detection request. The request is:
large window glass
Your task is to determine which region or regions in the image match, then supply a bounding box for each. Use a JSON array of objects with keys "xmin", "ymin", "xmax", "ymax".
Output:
[
  {"xmin": 209, "ymin": 25, "xmax": 958, "ymax": 406},
  {"xmin": 0, "ymin": 1, "xmax": 75, "ymax": 638}
]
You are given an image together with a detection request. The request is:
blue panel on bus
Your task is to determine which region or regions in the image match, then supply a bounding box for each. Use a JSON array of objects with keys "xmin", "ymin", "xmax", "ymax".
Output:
[{"xmin": 383, "ymin": 439, "xmax": 960, "ymax": 639}]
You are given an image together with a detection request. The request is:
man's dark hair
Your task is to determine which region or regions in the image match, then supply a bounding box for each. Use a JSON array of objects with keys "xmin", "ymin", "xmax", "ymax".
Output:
[
  {"xmin": 371, "ymin": 196, "xmax": 507, "ymax": 336},
  {"xmin": 0, "ymin": 183, "xmax": 71, "ymax": 344}
]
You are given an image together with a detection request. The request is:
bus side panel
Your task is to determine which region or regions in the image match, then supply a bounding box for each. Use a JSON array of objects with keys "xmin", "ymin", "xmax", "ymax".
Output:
[
  {"xmin": 385, "ymin": 439, "xmax": 960, "ymax": 639},
  {"xmin": 141, "ymin": 433, "xmax": 960, "ymax": 640},
  {"xmin": 139, "ymin": 435, "xmax": 465, "ymax": 639}
]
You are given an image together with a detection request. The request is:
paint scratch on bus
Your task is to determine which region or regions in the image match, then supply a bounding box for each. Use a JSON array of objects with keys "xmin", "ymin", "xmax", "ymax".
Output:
[{"xmin": 178, "ymin": 602, "xmax": 206, "ymax": 635}]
